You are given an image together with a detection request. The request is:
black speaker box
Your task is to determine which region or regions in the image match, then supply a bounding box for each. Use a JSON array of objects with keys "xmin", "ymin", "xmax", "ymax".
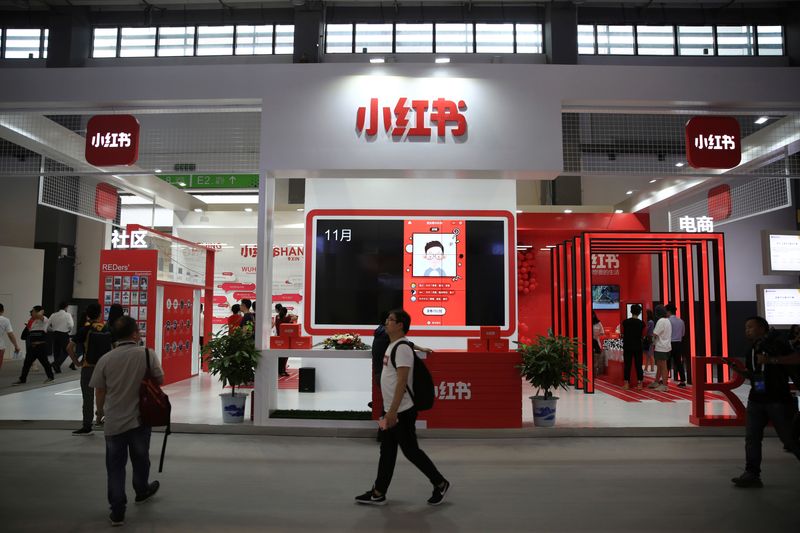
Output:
[{"xmin": 299, "ymin": 367, "xmax": 315, "ymax": 393}]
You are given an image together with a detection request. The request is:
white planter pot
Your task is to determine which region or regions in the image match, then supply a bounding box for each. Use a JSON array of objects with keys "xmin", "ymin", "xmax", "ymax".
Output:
[
  {"xmin": 220, "ymin": 392, "xmax": 247, "ymax": 423},
  {"xmin": 531, "ymin": 396, "xmax": 558, "ymax": 427}
]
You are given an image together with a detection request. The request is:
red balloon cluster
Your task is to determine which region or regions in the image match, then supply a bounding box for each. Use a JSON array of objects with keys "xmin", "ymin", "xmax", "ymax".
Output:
[
  {"xmin": 518, "ymin": 321, "xmax": 533, "ymax": 346},
  {"xmin": 517, "ymin": 248, "xmax": 537, "ymax": 297}
]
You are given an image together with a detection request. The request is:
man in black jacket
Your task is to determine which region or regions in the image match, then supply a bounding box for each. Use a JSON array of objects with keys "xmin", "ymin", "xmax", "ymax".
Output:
[{"xmin": 728, "ymin": 316, "xmax": 800, "ymax": 488}]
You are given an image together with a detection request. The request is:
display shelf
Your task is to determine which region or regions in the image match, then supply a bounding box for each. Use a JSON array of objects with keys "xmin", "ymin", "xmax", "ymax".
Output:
[{"xmin": 265, "ymin": 349, "xmax": 371, "ymax": 359}]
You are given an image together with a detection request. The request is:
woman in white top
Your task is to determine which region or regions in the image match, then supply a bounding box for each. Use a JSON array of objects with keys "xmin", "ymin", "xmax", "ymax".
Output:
[
  {"xmin": 13, "ymin": 306, "xmax": 55, "ymax": 384},
  {"xmin": 649, "ymin": 305, "xmax": 673, "ymax": 392}
]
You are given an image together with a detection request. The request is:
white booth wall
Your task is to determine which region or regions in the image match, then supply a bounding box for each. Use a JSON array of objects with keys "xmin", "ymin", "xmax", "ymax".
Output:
[{"xmin": 0, "ymin": 245, "xmax": 44, "ymax": 358}]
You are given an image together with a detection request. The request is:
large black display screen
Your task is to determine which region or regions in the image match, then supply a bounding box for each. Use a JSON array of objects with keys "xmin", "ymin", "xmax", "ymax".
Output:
[{"xmin": 309, "ymin": 213, "xmax": 511, "ymax": 334}]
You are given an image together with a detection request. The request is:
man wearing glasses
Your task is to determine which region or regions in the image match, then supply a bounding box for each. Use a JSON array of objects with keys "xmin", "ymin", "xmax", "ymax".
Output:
[
  {"xmin": 422, "ymin": 240, "xmax": 448, "ymax": 277},
  {"xmin": 355, "ymin": 309, "xmax": 450, "ymax": 506}
]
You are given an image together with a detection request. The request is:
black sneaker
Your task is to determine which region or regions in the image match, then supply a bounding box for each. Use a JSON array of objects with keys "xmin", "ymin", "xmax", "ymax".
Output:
[
  {"xmin": 135, "ymin": 481, "xmax": 160, "ymax": 504},
  {"xmin": 109, "ymin": 511, "xmax": 125, "ymax": 527},
  {"xmin": 354, "ymin": 489, "xmax": 386, "ymax": 506},
  {"xmin": 53, "ymin": 364, "xmax": 62, "ymax": 374},
  {"xmin": 11, "ymin": 380, "xmax": 25, "ymax": 386},
  {"xmin": 731, "ymin": 472, "xmax": 763, "ymax": 488},
  {"xmin": 72, "ymin": 427, "xmax": 93, "ymax": 436},
  {"xmin": 68, "ymin": 363, "xmax": 76, "ymax": 371},
  {"xmin": 427, "ymin": 480, "xmax": 450, "ymax": 506},
  {"xmin": 677, "ymin": 382, "xmax": 687, "ymax": 388}
]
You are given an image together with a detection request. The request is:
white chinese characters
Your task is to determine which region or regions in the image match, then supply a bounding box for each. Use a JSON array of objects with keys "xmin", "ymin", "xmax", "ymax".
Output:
[
  {"xmin": 678, "ymin": 216, "xmax": 715, "ymax": 233},
  {"xmin": 437, "ymin": 381, "xmax": 472, "ymax": 400},
  {"xmin": 111, "ymin": 229, "xmax": 148, "ymax": 249},
  {"xmin": 90, "ymin": 132, "xmax": 133, "ymax": 149},
  {"xmin": 693, "ymin": 134, "xmax": 736, "ymax": 151}
]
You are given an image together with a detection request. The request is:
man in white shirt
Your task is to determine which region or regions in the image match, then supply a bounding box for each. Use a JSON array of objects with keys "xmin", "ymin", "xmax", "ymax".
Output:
[
  {"xmin": 90, "ymin": 316, "xmax": 163, "ymax": 526},
  {"xmin": 0, "ymin": 303, "xmax": 22, "ymax": 366},
  {"xmin": 355, "ymin": 309, "xmax": 450, "ymax": 507},
  {"xmin": 665, "ymin": 304, "xmax": 687, "ymax": 387},
  {"xmin": 48, "ymin": 301, "xmax": 74, "ymax": 374}
]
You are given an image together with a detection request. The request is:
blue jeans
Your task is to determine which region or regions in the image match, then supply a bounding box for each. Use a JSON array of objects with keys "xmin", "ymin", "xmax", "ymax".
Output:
[
  {"xmin": 105, "ymin": 425, "xmax": 152, "ymax": 514},
  {"xmin": 745, "ymin": 400, "xmax": 800, "ymax": 476}
]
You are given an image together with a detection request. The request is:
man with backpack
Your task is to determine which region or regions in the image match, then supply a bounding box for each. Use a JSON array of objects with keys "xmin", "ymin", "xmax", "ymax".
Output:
[
  {"xmin": 355, "ymin": 308, "xmax": 450, "ymax": 507},
  {"xmin": 67, "ymin": 302, "xmax": 114, "ymax": 436},
  {"xmin": 90, "ymin": 316, "xmax": 163, "ymax": 527}
]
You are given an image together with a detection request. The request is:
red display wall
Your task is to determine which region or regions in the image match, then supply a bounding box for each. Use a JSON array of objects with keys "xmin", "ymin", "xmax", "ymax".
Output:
[
  {"xmin": 99, "ymin": 249, "xmax": 157, "ymax": 350},
  {"xmin": 517, "ymin": 213, "xmax": 651, "ymax": 341},
  {"xmin": 160, "ymin": 284, "xmax": 195, "ymax": 385}
]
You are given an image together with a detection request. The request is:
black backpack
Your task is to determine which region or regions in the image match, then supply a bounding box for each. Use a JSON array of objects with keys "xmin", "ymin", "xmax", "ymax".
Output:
[
  {"xmin": 390, "ymin": 340, "xmax": 435, "ymax": 411},
  {"xmin": 85, "ymin": 323, "xmax": 114, "ymax": 365}
]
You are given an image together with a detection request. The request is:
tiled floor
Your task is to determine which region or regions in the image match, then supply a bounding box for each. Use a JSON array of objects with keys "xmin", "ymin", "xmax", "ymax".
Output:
[{"xmin": 0, "ymin": 366, "xmax": 749, "ymax": 428}]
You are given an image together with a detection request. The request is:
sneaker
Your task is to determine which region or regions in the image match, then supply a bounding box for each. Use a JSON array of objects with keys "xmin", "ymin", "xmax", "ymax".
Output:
[
  {"xmin": 622, "ymin": 383, "xmax": 630, "ymax": 390},
  {"xmin": 72, "ymin": 427, "xmax": 93, "ymax": 436},
  {"xmin": 678, "ymin": 382, "xmax": 687, "ymax": 388},
  {"xmin": 731, "ymin": 472, "xmax": 763, "ymax": 488},
  {"xmin": 656, "ymin": 385, "xmax": 669, "ymax": 392},
  {"xmin": 647, "ymin": 381, "xmax": 660, "ymax": 389},
  {"xmin": 68, "ymin": 363, "xmax": 76, "ymax": 371},
  {"xmin": 52, "ymin": 364, "xmax": 62, "ymax": 374},
  {"xmin": 135, "ymin": 481, "xmax": 160, "ymax": 504},
  {"xmin": 355, "ymin": 489, "xmax": 387, "ymax": 506},
  {"xmin": 94, "ymin": 419, "xmax": 104, "ymax": 428},
  {"xmin": 11, "ymin": 380, "xmax": 25, "ymax": 386},
  {"xmin": 43, "ymin": 377, "xmax": 55, "ymax": 384},
  {"xmin": 109, "ymin": 511, "xmax": 125, "ymax": 527},
  {"xmin": 427, "ymin": 480, "xmax": 450, "ymax": 506},
  {"xmin": 636, "ymin": 384, "xmax": 643, "ymax": 390}
]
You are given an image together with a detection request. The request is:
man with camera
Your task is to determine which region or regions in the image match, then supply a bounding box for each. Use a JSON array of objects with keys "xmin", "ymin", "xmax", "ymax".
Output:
[{"xmin": 726, "ymin": 316, "xmax": 800, "ymax": 488}]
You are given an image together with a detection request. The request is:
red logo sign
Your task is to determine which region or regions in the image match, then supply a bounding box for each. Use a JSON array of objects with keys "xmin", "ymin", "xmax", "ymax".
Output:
[
  {"xmin": 85, "ymin": 115, "xmax": 140, "ymax": 166},
  {"xmin": 94, "ymin": 183, "xmax": 119, "ymax": 220},
  {"xmin": 356, "ymin": 98, "xmax": 467, "ymax": 139},
  {"xmin": 685, "ymin": 116, "xmax": 741, "ymax": 169},
  {"xmin": 707, "ymin": 184, "xmax": 732, "ymax": 220}
]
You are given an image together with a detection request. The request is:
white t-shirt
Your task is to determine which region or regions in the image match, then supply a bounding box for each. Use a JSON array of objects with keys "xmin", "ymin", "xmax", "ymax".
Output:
[
  {"xmin": 0, "ymin": 316, "xmax": 12, "ymax": 350},
  {"xmin": 47, "ymin": 309, "xmax": 74, "ymax": 333},
  {"xmin": 653, "ymin": 317, "xmax": 673, "ymax": 352},
  {"xmin": 381, "ymin": 338, "xmax": 415, "ymax": 413}
]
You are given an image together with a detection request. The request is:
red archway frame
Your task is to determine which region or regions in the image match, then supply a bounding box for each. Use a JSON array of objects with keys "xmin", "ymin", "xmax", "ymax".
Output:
[{"xmin": 550, "ymin": 232, "xmax": 741, "ymax": 426}]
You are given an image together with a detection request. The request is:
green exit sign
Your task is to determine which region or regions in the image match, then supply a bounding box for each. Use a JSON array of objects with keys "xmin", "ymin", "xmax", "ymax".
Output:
[{"xmin": 160, "ymin": 174, "xmax": 259, "ymax": 189}]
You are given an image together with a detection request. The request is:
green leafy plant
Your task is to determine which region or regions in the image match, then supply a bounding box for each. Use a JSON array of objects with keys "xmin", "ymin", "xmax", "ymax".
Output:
[
  {"xmin": 202, "ymin": 326, "xmax": 262, "ymax": 397},
  {"xmin": 515, "ymin": 334, "xmax": 586, "ymax": 400}
]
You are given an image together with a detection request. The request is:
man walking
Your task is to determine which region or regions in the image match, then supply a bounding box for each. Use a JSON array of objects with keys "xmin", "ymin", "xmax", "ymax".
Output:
[
  {"xmin": 48, "ymin": 301, "xmax": 74, "ymax": 374},
  {"xmin": 90, "ymin": 316, "xmax": 162, "ymax": 526},
  {"xmin": 666, "ymin": 304, "xmax": 687, "ymax": 387},
  {"xmin": 0, "ymin": 303, "xmax": 21, "ymax": 368},
  {"xmin": 355, "ymin": 309, "xmax": 450, "ymax": 506},
  {"xmin": 728, "ymin": 316, "xmax": 800, "ymax": 488},
  {"xmin": 68, "ymin": 303, "xmax": 112, "ymax": 435}
]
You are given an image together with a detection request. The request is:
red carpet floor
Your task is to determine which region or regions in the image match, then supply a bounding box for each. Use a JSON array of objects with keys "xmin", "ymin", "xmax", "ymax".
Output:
[
  {"xmin": 278, "ymin": 368, "xmax": 299, "ymax": 390},
  {"xmin": 594, "ymin": 375, "xmax": 726, "ymax": 403}
]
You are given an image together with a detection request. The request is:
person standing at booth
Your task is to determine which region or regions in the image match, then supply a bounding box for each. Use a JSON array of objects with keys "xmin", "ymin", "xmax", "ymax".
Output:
[
  {"xmin": 355, "ymin": 309, "xmax": 450, "ymax": 506},
  {"xmin": 48, "ymin": 301, "xmax": 74, "ymax": 374},
  {"xmin": 621, "ymin": 304, "xmax": 645, "ymax": 390},
  {"xmin": 649, "ymin": 305, "xmax": 672, "ymax": 392},
  {"xmin": 68, "ymin": 302, "xmax": 113, "ymax": 435},
  {"xmin": 666, "ymin": 304, "xmax": 687, "ymax": 387},
  {"xmin": 592, "ymin": 312, "xmax": 605, "ymax": 376},
  {"xmin": 227, "ymin": 304, "xmax": 242, "ymax": 332},
  {"xmin": 0, "ymin": 303, "xmax": 21, "ymax": 367},
  {"xmin": 644, "ymin": 309, "xmax": 656, "ymax": 373}
]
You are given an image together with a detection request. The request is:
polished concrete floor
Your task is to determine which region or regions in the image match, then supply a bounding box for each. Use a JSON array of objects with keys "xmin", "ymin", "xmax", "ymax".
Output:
[{"xmin": 0, "ymin": 429, "xmax": 797, "ymax": 532}]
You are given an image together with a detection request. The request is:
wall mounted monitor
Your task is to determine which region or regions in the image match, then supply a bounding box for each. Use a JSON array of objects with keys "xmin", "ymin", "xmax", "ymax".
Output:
[
  {"xmin": 756, "ymin": 284, "xmax": 800, "ymax": 327},
  {"xmin": 761, "ymin": 230, "xmax": 800, "ymax": 275},
  {"xmin": 592, "ymin": 285, "xmax": 620, "ymax": 310},
  {"xmin": 305, "ymin": 210, "xmax": 515, "ymax": 336}
]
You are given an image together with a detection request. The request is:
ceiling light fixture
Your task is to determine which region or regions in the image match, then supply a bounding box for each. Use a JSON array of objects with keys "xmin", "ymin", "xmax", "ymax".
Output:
[
  {"xmin": 564, "ymin": 209, "xmax": 573, "ymax": 213},
  {"xmin": 754, "ymin": 116, "xmax": 769, "ymax": 125},
  {"xmin": 626, "ymin": 190, "xmax": 633, "ymax": 195},
  {"xmin": 370, "ymin": 57, "xmax": 385, "ymax": 64},
  {"xmin": 435, "ymin": 57, "xmax": 450, "ymax": 64},
  {"xmin": 675, "ymin": 162, "xmax": 685, "ymax": 167},
  {"xmin": 615, "ymin": 209, "xmax": 624, "ymax": 214},
  {"xmin": 193, "ymin": 208, "xmax": 203, "ymax": 213},
  {"xmin": 244, "ymin": 208, "xmax": 253, "ymax": 212},
  {"xmin": 178, "ymin": 181, "xmax": 187, "ymax": 187},
  {"xmin": 649, "ymin": 179, "xmax": 657, "ymax": 184},
  {"xmin": 515, "ymin": 209, "xmax": 523, "ymax": 213},
  {"xmin": 296, "ymin": 208, "xmax": 304, "ymax": 212},
  {"xmin": 154, "ymin": 169, "xmax": 162, "ymax": 173}
]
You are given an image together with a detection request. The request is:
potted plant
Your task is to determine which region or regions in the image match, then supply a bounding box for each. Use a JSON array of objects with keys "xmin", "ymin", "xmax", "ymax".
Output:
[
  {"xmin": 516, "ymin": 334, "xmax": 586, "ymax": 427},
  {"xmin": 202, "ymin": 326, "xmax": 262, "ymax": 423}
]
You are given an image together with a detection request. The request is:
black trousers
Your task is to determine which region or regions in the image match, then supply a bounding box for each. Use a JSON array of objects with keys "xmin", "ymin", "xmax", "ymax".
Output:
[
  {"xmin": 670, "ymin": 341, "xmax": 686, "ymax": 382},
  {"xmin": 744, "ymin": 399, "xmax": 800, "ymax": 475},
  {"xmin": 19, "ymin": 342, "xmax": 54, "ymax": 382},
  {"xmin": 374, "ymin": 408, "xmax": 445, "ymax": 495},
  {"xmin": 51, "ymin": 331, "xmax": 71, "ymax": 371},
  {"xmin": 623, "ymin": 346, "xmax": 644, "ymax": 382},
  {"xmin": 278, "ymin": 357, "xmax": 288, "ymax": 375},
  {"xmin": 80, "ymin": 366, "xmax": 96, "ymax": 429}
]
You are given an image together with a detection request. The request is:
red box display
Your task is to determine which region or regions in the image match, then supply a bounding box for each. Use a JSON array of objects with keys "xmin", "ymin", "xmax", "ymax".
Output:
[
  {"xmin": 488, "ymin": 338, "xmax": 509, "ymax": 352},
  {"xmin": 685, "ymin": 116, "xmax": 741, "ymax": 169},
  {"xmin": 270, "ymin": 337, "xmax": 290, "ymax": 349},
  {"xmin": 280, "ymin": 323, "xmax": 302, "ymax": 337},
  {"xmin": 467, "ymin": 338, "xmax": 488, "ymax": 352},
  {"xmin": 85, "ymin": 114, "xmax": 140, "ymax": 166},
  {"xmin": 480, "ymin": 326, "xmax": 501, "ymax": 339},
  {"xmin": 289, "ymin": 336, "xmax": 312, "ymax": 349}
]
